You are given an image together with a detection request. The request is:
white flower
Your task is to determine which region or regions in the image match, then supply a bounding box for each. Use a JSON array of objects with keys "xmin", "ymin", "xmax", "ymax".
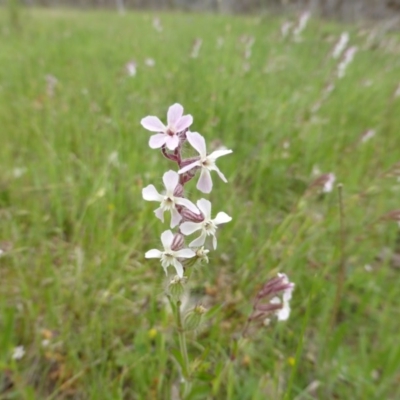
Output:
[
  {"xmin": 332, "ymin": 32, "xmax": 349, "ymax": 59},
  {"xmin": 274, "ymin": 273, "xmax": 294, "ymax": 321},
  {"xmin": 145, "ymin": 230, "xmax": 195, "ymax": 277},
  {"xmin": 178, "ymin": 132, "xmax": 232, "ymax": 193},
  {"xmin": 180, "ymin": 199, "xmax": 232, "ymax": 249},
  {"xmin": 323, "ymin": 173, "xmax": 336, "ymax": 193},
  {"xmin": 140, "ymin": 103, "xmax": 193, "ymax": 150},
  {"xmin": 142, "ymin": 170, "xmax": 199, "ymax": 228},
  {"xmin": 12, "ymin": 346, "xmax": 25, "ymax": 360}
]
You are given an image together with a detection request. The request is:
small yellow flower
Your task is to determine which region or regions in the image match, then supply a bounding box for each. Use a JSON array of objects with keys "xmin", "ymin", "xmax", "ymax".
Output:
[
  {"xmin": 288, "ymin": 356, "xmax": 296, "ymax": 366},
  {"xmin": 148, "ymin": 328, "xmax": 157, "ymax": 339}
]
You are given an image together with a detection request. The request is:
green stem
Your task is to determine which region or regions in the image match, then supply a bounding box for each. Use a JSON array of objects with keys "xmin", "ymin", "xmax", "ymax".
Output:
[{"xmin": 176, "ymin": 300, "xmax": 192, "ymax": 397}]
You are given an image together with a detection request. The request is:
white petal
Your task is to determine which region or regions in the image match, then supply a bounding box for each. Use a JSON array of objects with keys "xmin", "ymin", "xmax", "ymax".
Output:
[
  {"xmin": 167, "ymin": 103, "xmax": 184, "ymax": 127},
  {"xmin": 142, "ymin": 185, "xmax": 163, "ymax": 202},
  {"xmin": 141, "ymin": 116, "xmax": 166, "ymax": 132},
  {"xmin": 276, "ymin": 301, "xmax": 291, "ymax": 321},
  {"xmin": 145, "ymin": 249, "xmax": 163, "ymax": 259},
  {"xmin": 213, "ymin": 211, "xmax": 232, "ymax": 225},
  {"xmin": 154, "ymin": 206, "xmax": 165, "ymax": 222},
  {"xmin": 180, "ymin": 221, "xmax": 202, "ymax": 236},
  {"xmin": 208, "ymin": 149, "xmax": 233, "ymax": 160},
  {"xmin": 178, "ymin": 160, "xmax": 201, "ymax": 175},
  {"xmin": 149, "ymin": 133, "xmax": 167, "ymax": 149},
  {"xmin": 197, "ymin": 198, "xmax": 212, "ymax": 219},
  {"xmin": 211, "ymin": 165, "xmax": 228, "ymax": 183},
  {"xmin": 212, "ymin": 235, "xmax": 217, "ymax": 250},
  {"xmin": 189, "ymin": 232, "xmax": 207, "ymax": 248},
  {"xmin": 163, "ymin": 170, "xmax": 179, "ymax": 193},
  {"xmin": 170, "ymin": 207, "xmax": 182, "ymax": 228},
  {"xmin": 186, "ymin": 131, "xmax": 207, "ymax": 157},
  {"xmin": 172, "ymin": 258, "xmax": 184, "ymax": 278},
  {"xmin": 165, "ymin": 135, "xmax": 180, "ymax": 151},
  {"xmin": 174, "ymin": 248, "xmax": 196, "ymax": 258},
  {"xmin": 175, "ymin": 197, "xmax": 199, "ymax": 214},
  {"xmin": 160, "ymin": 230, "xmax": 174, "ymax": 249},
  {"xmin": 197, "ymin": 168, "xmax": 213, "ymax": 193},
  {"xmin": 176, "ymin": 114, "xmax": 193, "ymax": 132}
]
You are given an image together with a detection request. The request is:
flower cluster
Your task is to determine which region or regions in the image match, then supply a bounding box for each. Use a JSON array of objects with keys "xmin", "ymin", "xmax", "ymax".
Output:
[
  {"xmin": 141, "ymin": 103, "xmax": 232, "ymax": 278},
  {"xmin": 244, "ymin": 273, "xmax": 295, "ymax": 335}
]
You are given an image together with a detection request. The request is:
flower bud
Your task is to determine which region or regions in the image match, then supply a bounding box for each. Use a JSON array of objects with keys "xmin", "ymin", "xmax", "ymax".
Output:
[
  {"xmin": 173, "ymin": 183, "xmax": 184, "ymax": 198},
  {"xmin": 180, "ymin": 207, "xmax": 204, "ymax": 223},
  {"xmin": 171, "ymin": 233, "xmax": 185, "ymax": 251},
  {"xmin": 168, "ymin": 275, "xmax": 186, "ymax": 300},
  {"xmin": 184, "ymin": 305, "xmax": 207, "ymax": 331}
]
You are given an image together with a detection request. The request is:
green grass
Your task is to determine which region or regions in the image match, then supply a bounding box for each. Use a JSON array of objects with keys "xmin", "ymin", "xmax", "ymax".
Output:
[{"xmin": 1, "ymin": 7, "xmax": 400, "ymax": 400}]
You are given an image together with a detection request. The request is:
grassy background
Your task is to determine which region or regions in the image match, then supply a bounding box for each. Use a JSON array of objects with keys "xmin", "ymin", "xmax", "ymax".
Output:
[{"xmin": 1, "ymin": 7, "xmax": 400, "ymax": 399}]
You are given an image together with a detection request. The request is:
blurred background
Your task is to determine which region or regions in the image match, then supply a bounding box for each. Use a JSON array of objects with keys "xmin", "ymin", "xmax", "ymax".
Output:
[{"xmin": 11, "ymin": 0, "xmax": 400, "ymax": 22}]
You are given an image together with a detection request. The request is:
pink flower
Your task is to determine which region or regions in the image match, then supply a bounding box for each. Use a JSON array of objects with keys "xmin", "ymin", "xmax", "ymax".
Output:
[
  {"xmin": 140, "ymin": 103, "xmax": 193, "ymax": 150},
  {"xmin": 180, "ymin": 199, "xmax": 231, "ymax": 249},
  {"xmin": 142, "ymin": 170, "xmax": 199, "ymax": 228},
  {"xmin": 178, "ymin": 132, "xmax": 232, "ymax": 193},
  {"xmin": 145, "ymin": 230, "xmax": 195, "ymax": 277}
]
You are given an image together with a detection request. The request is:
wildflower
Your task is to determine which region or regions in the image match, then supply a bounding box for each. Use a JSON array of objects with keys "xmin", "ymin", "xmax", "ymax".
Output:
[
  {"xmin": 145, "ymin": 230, "xmax": 195, "ymax": 277},
  {"xmin": 12, "ymin": 346, "xmax": 25, "ymax": 360},
  {"xmin": 309, "ymin": 173, "xmax": 336, "ymax": 193},
  {"xmin": 191, "ymin": 38, "xmax": 203, "ymax": 59},
  {"xmin": 250, "ymin": 273, "xmax": 295, "ymax": 323},
  {"xmin": 125, "ymin": 60, "xmax": 137, "ymax": 77},
  {"xmin": 178, "ymin": 131, "xmax": 232, "ymax": 193},
  {"xmin": 180, "ymin": 198, "xmax": 232, "ymax": 249},
  {"xmin": 293, "ymin": 11, "xmax": 310, "ymax": 40},
  {"xmin": 332, "ymin": 32, "xmax": 349, "ymax": 59},
  {"xmin": 141, "ymin": 103, "xmax": 193, "ymax": 150},
  {"xmin": 142, "ymin": 170, "xmax": 199, "ymax": 228},
  {"xmin": 360, "ymin": 129, "xmax": 376, "ymax": 143},
  {"xmin": 337, "ymin": 46, "xmax": 358, "ymax": 78},
  {"xmin": 145, "ymin": 58, "xmax": 155, "ymax": 67}
]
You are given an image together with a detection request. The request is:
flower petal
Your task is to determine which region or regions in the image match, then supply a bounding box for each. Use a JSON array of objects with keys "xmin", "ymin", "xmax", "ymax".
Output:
[
  {"xmin": 197, "ymin": 168, "xmax": 213, "ymax": 193},
  {"xmin": 211, "ymin": 165, "xmax": 228, "ymax": 183},
  {"xmin": 175, "ymin": 197, "xmax": 199, "ymax": 214},
  {"xmin": 197, "ymin": 198, "xmax": 212, "ymax": 218},
  {"xmin": 172, "ymin": 258, "xmax": 184, "ymax": 278},
  {"xmin": 189, "ymin": 232, "xmax": 207, "ymax": 248},
  {"xmin": 163, "ymin": 170, "xmax": 179, "ymax": 193},
  {"xmin": 165, "ymin": 134, "xmax": 180, "ymax": 150},
  {"xmin": 160, "ymin": 230, "xmax": 174, "ymax": 249},
  {"xmin": 145, "ymin": 249, "xmax": 163, "ymax": 259},
  {"xmin": 141, "ymin": 116, "xmax": 166, "ymax": 132},
  {"xmin": 212, "ymin": 235, "xmax": 217, "ymax": 250},
  {"xmin": 186, "ymin": 131, "xmax": 207, "ymax": 157},
  {"xmin": 276, "ymin": 301, "xmax": 291, "ymax": 321},
  {"xmin": 170, "ymin": 207, "xmax": 182, "ymax": 228},
  {"xmin": 180, "ymin": 221, "xmax": 203, "ymax": 236},
  {"xmin": 167, "ymin": 103, "xmax": 184, "ymax": 127},
  {"xmin": 149, "ymin": 133, "xmax": 167, "ymax": 149},
  {"xmin": 208, "ymin": 149, "xmax": 233, "ymax": 160},
  {"xmin": 213, "ymin": 211, "xmax": 232, "ymax": 225},
  {"xmin": 176, "ymin": 114, "xmax": 193, "ymax": 132},
  {"xmin": 174, "ymin": 248, "xmax": 196, "ymax": 258},
  {"xmin": 178, "ymin": 160, "xmax": 201, "ymax": 175},
  {"xmin": 154, "ymin": 206, "xmax": 165, "ymax": 222},
  {"xmin": 142, "ymin": 185, "xmax": 163, "ymax": 202}
]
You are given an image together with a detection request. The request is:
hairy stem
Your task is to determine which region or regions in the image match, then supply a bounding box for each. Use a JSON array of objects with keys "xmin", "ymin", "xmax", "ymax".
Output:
[{"xmin": 176, "ymin": 300, "xmax": 192, "ymax": 397}]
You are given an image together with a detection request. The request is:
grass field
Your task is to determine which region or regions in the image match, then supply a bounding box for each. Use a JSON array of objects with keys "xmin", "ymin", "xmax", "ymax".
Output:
[{"xmin": 1, "ymin": 7, "xmax": 400, "ymax": 400}]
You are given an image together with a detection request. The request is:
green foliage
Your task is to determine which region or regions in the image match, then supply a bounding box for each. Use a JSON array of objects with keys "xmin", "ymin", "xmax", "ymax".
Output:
[{"xmin": 0, "ymin": 8, "xmax": 400, "ymax": 399}]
